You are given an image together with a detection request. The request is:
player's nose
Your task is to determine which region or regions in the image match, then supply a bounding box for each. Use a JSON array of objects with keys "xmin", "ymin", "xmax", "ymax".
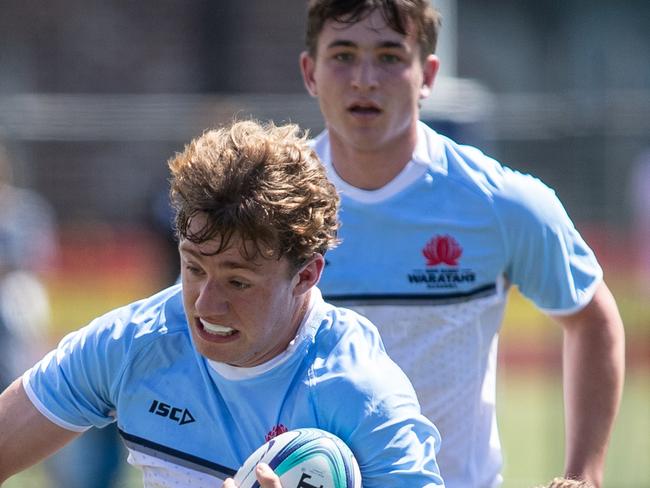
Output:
[
  {"xmin": 351, "ymin": 59, "xmax": 379, "ymax": 91},
  {"xmin": 195, "ymin": 280, "xmax": 229, "ymax": 316}
]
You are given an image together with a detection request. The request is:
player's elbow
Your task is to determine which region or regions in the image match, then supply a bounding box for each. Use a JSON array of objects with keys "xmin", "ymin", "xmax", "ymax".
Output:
[{"xmin": 558, "ymin": 282, "xmax": 624, "ymax": 338}]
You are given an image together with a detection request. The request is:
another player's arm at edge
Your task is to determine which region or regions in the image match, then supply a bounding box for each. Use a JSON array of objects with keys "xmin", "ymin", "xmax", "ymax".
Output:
[
  {"xmin": 551, "ymin": 282, "xmax": 624, "ymax": 488},
  {"xmin": 0, "ymin": 378, "xmax": 81, "ymax": 484}
]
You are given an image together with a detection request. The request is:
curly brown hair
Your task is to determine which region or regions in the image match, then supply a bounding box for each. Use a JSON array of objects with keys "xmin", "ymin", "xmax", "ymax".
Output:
[
  {"xmin": 305, "ymin": 0, "xmax": 442, "ymax": 60},
  {"xmin": 535, "ymin": 478, "xmax": 595, "ymax": 488},
  {"xmin": 168, "ymin": 120, "xmax": 340, "ymax": 269}
]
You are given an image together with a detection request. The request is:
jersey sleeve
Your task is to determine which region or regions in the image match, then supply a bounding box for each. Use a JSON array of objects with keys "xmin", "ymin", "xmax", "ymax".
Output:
[
  {"xmin": 22, "ymin": 308, "xmax": 134, "ymax": 431},
  {"xmin": 496, "ymin": 168, "xmax": 603, "ymax": 314},
  {"xmin": 312, "ymin": 314, "xmax": 444, "ymax": 487}
]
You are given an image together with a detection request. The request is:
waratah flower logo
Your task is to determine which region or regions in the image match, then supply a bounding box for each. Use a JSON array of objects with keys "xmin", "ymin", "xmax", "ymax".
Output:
[
  {"xmin": 422, "ymin": 235, "xmax": 462, "ymax": 266},
  {"xmin": 265, "ymin": 424, "xmax": 288, "ymax": 442}
]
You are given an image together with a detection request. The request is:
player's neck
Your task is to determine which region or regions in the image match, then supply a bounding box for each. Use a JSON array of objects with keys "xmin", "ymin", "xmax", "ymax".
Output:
[{"xmin": 328, "ymin": 132, "xmax": 416, "ymax": 191}]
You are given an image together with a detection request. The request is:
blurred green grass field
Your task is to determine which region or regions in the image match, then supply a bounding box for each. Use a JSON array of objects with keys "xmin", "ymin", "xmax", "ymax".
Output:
[
  {"xmin": 498, "ymin": 370, "xmax": 649, "ymax": 488},
  {"xmin": 5, "ymin": 227, "xmax": 649, "ymax": 487}
]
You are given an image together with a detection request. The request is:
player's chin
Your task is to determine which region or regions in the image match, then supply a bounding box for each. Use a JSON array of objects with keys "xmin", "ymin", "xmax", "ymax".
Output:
[
  {"xmin": 194, "ymin": 341, "xmax": 240, "ymax": 364},
  {"xmin": 190, "ymin": 331, "xmax": 241, "ymax": 364}
]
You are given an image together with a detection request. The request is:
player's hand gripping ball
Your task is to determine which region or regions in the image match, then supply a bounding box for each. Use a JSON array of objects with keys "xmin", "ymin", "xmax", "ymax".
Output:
[{"xmin": 234, "ymin": 428, "xmax": 362, "ymax": 488}]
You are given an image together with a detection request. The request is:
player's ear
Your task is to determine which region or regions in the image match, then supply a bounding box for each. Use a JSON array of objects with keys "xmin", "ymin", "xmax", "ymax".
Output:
[
  {"xmin": 419, "ymin": 54, "xmax": 439, "ymax": 100},
  {"xmin": 292, "ymin": 254, "xmax": 324, "ymax": 296},
  {"xmin": 300, "ymin": 51, "xmax": 319, "ymax": 97}
]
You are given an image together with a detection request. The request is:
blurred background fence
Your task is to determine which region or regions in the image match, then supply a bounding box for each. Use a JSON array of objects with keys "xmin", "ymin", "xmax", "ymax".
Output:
[
  {"xmin": 1, "ymin": 1, "xmax": 648, "ymax": 486},
  {"xmin": 2, "ymin": 87, "xmax": 650, "ymax": 227}
]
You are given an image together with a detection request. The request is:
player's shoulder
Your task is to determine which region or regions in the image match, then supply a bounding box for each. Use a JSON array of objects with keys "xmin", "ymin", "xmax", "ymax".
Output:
[
  {"xmin": 309, "ymin": 130, "xmax": 327, "ymax": 152},
  {"xmin": 423, "ymin": 123, "xmax": 563, "ymax": 219},
  {"xmin": 66, "ymin": 284, "xmax": 188, "ymax": 353},
  {"xmin": 308, "ymin": 131, "xmax": 332, "ymax": 171},
  {"xmin": 315, "ymin": 304, "xmax": 385, "ymax": 359},
  {"xmin": 312, "ymin": 302, "xmax": 414, "ymax": 390},
  {"xmin": 308, "ymin": 303, "xmax": 420, "ymax": 427}
]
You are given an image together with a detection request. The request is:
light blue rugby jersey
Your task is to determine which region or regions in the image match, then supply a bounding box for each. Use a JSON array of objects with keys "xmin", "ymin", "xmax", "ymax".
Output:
[
  {"xmin": 313, "ymin": 121, "xmax": 602, "ymax": 488},
  {"xmin": 23, "ymin": 286, "xmax": 444, "ymax": 488}
]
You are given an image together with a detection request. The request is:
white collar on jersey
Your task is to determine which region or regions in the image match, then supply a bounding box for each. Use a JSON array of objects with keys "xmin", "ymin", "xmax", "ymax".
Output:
[
  {"xmin": 311, "ymin": 121, "xmax": 446, "ymax": 204},
  {"xmin": 206, "ymin": 287, "xmax": 323, "ymax": 380}
]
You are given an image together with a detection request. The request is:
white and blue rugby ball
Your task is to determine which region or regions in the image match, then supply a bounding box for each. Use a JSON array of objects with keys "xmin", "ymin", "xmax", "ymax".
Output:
[{"xmin": 233, "ymin": 428, "xmax": 362, "ymax": 488}]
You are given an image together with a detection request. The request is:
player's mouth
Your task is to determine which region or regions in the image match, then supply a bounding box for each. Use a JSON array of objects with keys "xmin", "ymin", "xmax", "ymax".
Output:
[
  {"xmin": 347, "ymin": 101, "xmax": 382, "ymax": 117},
  {"xmin": 196, "ymin": 318, "xmax": 239, "ymax": 342}
]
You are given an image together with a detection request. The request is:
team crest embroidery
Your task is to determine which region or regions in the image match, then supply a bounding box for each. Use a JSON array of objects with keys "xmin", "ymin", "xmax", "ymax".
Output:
[
  {"xmin": 422, "ymin": 234, "xmax": 462, "ymax": 266},
  {"xmin": 407, "ymin": 234, "xmax": 475, "ymax": 289},
  {"xmin": 265, "ymin": 424, "xmax": 288, "ymax": 442}
]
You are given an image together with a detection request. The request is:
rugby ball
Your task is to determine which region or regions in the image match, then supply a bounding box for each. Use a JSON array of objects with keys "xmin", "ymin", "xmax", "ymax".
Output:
[{"xmin": 233, "ymin": 428, "xmax": 362, "ymax": 488}]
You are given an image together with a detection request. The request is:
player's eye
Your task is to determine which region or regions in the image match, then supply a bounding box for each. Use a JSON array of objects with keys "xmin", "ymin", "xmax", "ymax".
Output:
[
  {"xmin": 379, "ymin": 53, "xmax": 401, "ymax": 63},
  {"xmin": 229, "ymin": 279, "xmax": 251, "ymax": 290},
  {"xmin": 184, "ymin": 264, "xmax": 204, "ymax": 276},
  {"xmin": 181, "ymin": 256, "xmax": 205, "ymax": 276},
  {"xmin": 333, "ymin": 51, "xmax": 354, "ymax": 62}
]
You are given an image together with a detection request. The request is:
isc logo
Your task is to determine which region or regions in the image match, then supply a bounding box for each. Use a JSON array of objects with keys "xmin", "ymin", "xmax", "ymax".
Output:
[{"xmin": 148, "ymin": 399, "xmax": 196, "ymax": 425}]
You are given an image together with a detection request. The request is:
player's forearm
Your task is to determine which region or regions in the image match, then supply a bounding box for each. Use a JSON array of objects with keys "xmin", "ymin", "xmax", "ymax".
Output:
[
  {"xmin": 561, "ymin": 284, "xmax": 625, "ymax": 487},
  {"xmin": 0, "ymin": 378, "xmax": 81, "ymax": 483}
]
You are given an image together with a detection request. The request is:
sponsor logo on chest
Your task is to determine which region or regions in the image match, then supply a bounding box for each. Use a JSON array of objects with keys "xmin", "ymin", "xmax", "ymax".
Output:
[
  {"xmin": 148, "ymin": 399, "xmax": 196, "ymax": 426},
  {"xmin": 408, "ymin": 234, "xmax": 476, "ymax": 289}
]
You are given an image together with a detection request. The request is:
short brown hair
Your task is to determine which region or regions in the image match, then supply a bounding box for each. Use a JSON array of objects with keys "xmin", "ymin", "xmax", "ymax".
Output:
[
  {"xmin": 305, "ymin": 0, "xmax": 442, "ymax": 60},
  {"xmin": 535, "ymin": 478, "xmax": 595, "ymax": 488},
  {"xmin": 169, "ymin": 120, "xmax": 339, "ymax": 269}
]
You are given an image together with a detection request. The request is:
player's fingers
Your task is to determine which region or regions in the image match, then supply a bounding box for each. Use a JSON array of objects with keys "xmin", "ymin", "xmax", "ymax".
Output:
[
  {"xmin": 221, "ymin": 477, "xmax": 237, "ymax": 488},
  {"xmin": 255, "ymin": 463, "xmax": 283, "ymax": 488}
]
